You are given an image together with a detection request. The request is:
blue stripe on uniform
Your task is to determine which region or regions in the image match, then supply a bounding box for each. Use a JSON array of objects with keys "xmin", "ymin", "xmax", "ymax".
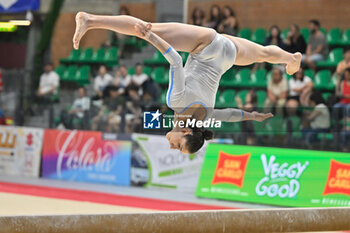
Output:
[
  {"xmin": 166, "ymin": 67, "xmax": 174, "ymax": 108},
  {"xmin": 163, "ymin": 46, "xmax": 173, "ymax": 55},
  {"xmin": 240, "ymin": 110, "xmax": 245, "ymax": 120}
]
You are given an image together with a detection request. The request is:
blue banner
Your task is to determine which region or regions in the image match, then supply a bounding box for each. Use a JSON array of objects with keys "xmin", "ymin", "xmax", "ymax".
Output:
[{"xmin": 0, "ymin": 0, "xmax": 39, "ymax": 13}]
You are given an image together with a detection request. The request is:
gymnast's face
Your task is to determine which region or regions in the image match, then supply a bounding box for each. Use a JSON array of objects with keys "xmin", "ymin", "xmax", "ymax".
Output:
[{"xmin": 166, "ymin": 129, "xmax": 191, "ymax": 154}]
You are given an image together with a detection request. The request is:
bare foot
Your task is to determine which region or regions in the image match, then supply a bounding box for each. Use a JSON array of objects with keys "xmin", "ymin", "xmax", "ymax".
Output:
[
  {"xmin": 286, "ymin": 52, "xmax": 302, "ymax": 75},
  {"xmin": 73, "ymin": 12, "xmax": 89, "ymax": 50}
]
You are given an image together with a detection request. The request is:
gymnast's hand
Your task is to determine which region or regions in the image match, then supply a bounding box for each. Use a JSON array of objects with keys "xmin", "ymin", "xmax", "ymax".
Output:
[
  {"xmin": 252, "ymin": 111, "xmax": 274, "ymax": 122},
  {"xmin": 134, "ymin": 22, "xmax": 152, "ymax": 40}
]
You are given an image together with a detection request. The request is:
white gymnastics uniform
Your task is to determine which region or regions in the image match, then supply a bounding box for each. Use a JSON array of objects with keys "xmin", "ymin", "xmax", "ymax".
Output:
[{"xmin": 163, "ymin": 33, "xmax": 244, "ymax": 122}]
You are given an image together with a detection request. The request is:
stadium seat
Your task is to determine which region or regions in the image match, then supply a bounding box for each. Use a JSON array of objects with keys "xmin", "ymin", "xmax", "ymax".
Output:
[
  {"xmin": 253, "ymin": 120, "xmax": 268, "ymax": 136},
  {"xmin": 327, "ymin": 28, "xmax": 342, "ymax": 46},
  {"xmin": 78, "ymin": 47, "xmax": 93, "ymax": 63},
  {"xmin": 217, "ymin": 90, "xmax": 236, "ymax": 108},
  {"xmin": 62, "ymin": 65, "xmax": 77, "ymax": 81},
  {"xmin": 75, "ymin": 65, "xmax": 91, "ymax": 85},
  {"xmin": 152, "ymin": 67, "xmax": 167, "ymax": 84},
  {"xmin": 250, "ymin": 69, "xmax": 267, "ymax": 87},
  {"xmin": 304, "ymin": 69, "xmax": 315, "ymax": 80},
  {"xmin": 322, "ymin": 92, "xmax": 332, "ymax": 102},
  {"xmin": 256, "ymin": 90, "xmax": 267, "ymax": 108},
  {"xmin": 55, "ymin": 65, "xmax": 66, "ymax": 78},
  {"xmin": 238, "ymin": 28, "xmax": 251, "ymax": 40},
  {"xmin": 103, "ymin": 47, "xmax": 118, "ymax": 66},
  {"xmin": 159, "ymin": 90, "xmax": 167, "ymax": 104},
  {"xmin": 180, "ymin": 52, "xmax": 189, "ymax": 61},
  {"xmin": 220, "ymin": 68, "xmax": 236, "ymax": 87},
  {"xmin": 341, "ymin": 28, "xmax": 350, "ymax": 46},
  {"xmin": 320, "ymin": 27, "xmax": 327, "ymax": 35},
  {"xmin": 90, "ymin": 47, "xmax": 105, "ymax": 64},
  {"xmin": 235, "ymin": 68, "xmax": 251, "ymax": 87},
  {"xmin": 314, "ymin": 70, "xmax": 333, "ymax": 90},
  {"xmin": 300, "ymin": 28, "xmax": 310, "ymax": 42},
  {"xmin": 251, "ymin": 28, "xmax": 266, "ymax": 44},
  {"xmin": 144, "ymin": 51, "xmax": 167, "ymax": 65},
  {"xmin": 60, "ymin": 49, "xmax": 80, "ymax": 63},
  {"xmin": 317, "ymin": 48, "xmax": 343, "ymax": 68},
  {"xmin": 281, "ymin": 28, "xmax": 289, "ymax": 40},
  {"xmin": 236, "ymin": 90, "xmax": 249, "ymax": 105},
  {"xmin": 266, "ymin": 115, "xmax": 285, "ymax": 135}
]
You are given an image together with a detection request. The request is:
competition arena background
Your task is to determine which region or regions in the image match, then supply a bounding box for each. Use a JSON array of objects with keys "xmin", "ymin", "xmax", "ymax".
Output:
[{"xmin": 0, "ymin": 0, "xmax": 350, "ymax": 232}]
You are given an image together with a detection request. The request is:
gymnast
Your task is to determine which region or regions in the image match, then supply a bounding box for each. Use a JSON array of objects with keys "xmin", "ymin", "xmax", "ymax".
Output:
[{"xmin": 73, "ymin": 12, "xmax": 301, "ymax": 154}]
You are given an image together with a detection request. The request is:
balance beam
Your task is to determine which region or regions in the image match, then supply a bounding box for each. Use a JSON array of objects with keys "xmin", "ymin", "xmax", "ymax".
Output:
[{"xmin": 1, "ymin": 207, "xmax": 349, "ymax": 233}]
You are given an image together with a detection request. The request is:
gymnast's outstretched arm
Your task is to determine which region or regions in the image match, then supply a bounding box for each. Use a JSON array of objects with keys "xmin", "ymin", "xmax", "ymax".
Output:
[
  {"xmin": 134, "ymin": 22, "xmax": 185, "ymax": 105},
  {"xmin": 212, "ymin": 108, "xmax": 273, "ymax": 122}
]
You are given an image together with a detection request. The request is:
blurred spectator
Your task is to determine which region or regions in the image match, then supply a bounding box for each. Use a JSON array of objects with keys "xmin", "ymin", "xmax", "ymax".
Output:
[
  {"xmin": 285, "ymin": 23, "xmax": 307, "ymax": 54},
  {"xmin": 132, "ymin": 63, "xmax": 148, "ymax": 87},
  {"xmin": 335, "ymin": 49, "xmax": 350, "ymax": 92},
  {"xmin": 93, "ymin": 65, "xmax": 113, "ymax": 99},
  {"xmin": 191, "ymin": 7, "xmax": 205, "ymax": 26},
  {"xmin": 236, "ymin": 90, "xmax": 257, "ymax": 145},
  {"xmin": 333, "ymin": 68, "xmax": 350, "ymax": 121},
  {"xmin": 92, "ymin": 87, "xmax": 124, "ymax": 132},
  {"xmin": 125, "ymin": 85, "xmax": 142, "ymax": 133},
  {"xmin": 287, "ymin": 68, "xmax": 313, "ymax": 107},
  {"xmin": 119, "ymin": 6, "xmax": 130, "ymax": 15},
  {"xmin": 217, "ymin": 6, "xmax": 238, "ymax": 36},
  {"xmin": 236, "ymin": 90, "xmax": 257, "ymax": 111},
  {"xmin": 264, "ymin": 68, "xmax": 288, "ymax": 116},
  {"xmin": 60, "ymin": 87, "xmax": 90, "ymax": 129},
  {"xmin": 265, "ymin": 25, "xmax": 286, "ymax": 49},
  {"xmin": 302, "ymin": 19, "xmax": 328, "ymax": 70},
  {"xmin": 205, "ymin": 5, "xmax": 221, "ymax": 31},
  {"xmin": 36, "ymin": 62, "xmax": 59, "ymax": 103},
  {"xmin": 113, "ymin": 65, "xmax": 132, "ymax": 88},
  {"xmin": 302, "ymin": 91, "xmax": 330, "ymax": 146}
]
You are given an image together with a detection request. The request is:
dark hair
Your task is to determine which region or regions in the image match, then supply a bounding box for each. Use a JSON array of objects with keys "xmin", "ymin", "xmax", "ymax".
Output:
[
  {"xmin": 309, "ymin": 19, "xmax": 320, "ymax": 28},
  {"xmin": 223, "ymin": 5, "xmax": 235, "ymax": 17},
  {"xmin": 119, "ymin": 6, "xmax": 130, "ymax": 15},
  {"xmin": 344, "ymin": 48, "xmax": 350, "ymax": 54},
  {"xmin": 191, "ymin": 7, "xmax": 205, "ymax": 23},
  {"xmin": 44, "ymin": 62, "xmax": 53, "ymax": 67},
  {"xmin": 310, "ymin": 91, "xmax": 324, "ymax": 105},
  {"xmin": 209, "ymin": 4, "xmax": 221, "ymax": 21},
  {"xmin": 293, "ymin": 67, "xmax": 304, "ymax": 82},
  {"xmin": 184, "ymin": 127, "xmax": 214, "ymax": 154},
  {"xmin": 135, "ymin": 62, "xmax": 143, "ymax": 67}
]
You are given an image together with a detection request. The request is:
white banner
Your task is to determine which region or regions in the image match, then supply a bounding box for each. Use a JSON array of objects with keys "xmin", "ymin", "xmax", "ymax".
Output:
[
  {"xmin": 132, "ymin": 133, "xmax": 207, "ymax": 193},
  {"xmin": 0, "ymin": 126, "xmax": 43, "ymax": 177}
]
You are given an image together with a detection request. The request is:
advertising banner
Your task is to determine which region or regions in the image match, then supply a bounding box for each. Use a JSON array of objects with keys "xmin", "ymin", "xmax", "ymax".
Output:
[
  {"xmin": 132, "ymin": 133, "xmax": 208, "ymax": 193},
  {"xmin": 0, "ymin": 0, "xmax": 39, "ymax": 13},
  {"xmin": 42, "ymin": 129, "xmax": 131, "ymax": 186},
  {"xmin": 196, "ymin": 144, "xmax": 350, "ymax": 207},
  {"xmin": 0, "ymin": 125, "xmax": 43, "ymax": 177}
]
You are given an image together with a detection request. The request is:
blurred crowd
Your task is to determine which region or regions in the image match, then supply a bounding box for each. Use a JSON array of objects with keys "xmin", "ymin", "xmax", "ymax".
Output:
[
  {"xmin": 38, "ymin": 63, "xmax": 161, "ymax": 133},
  {"xmin": 191, "ymin": 5, "xmax": 350, "ymax": 149}
]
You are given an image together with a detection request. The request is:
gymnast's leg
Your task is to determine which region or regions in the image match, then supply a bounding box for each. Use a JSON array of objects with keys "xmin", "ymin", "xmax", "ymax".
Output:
[
  {"xmin": 224, "ymin": 35, "xmax": 302, "ymax": 75},
  {"xmin": 73, "ymin": 12, "xmax": 216, "ymax": 53}
]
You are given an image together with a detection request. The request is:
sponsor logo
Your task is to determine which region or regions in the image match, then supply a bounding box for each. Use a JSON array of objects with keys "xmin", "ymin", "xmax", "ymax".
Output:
[
  {"xmin": 26, "ymin": 133, "xmax": 33, "ymax": 146},
  {"xmin": 143, "ymin": 110, "xmax": 161, "ymax": 129},
  {"xmin": 211, "ymin": 151, "xmax": 250, "ymax": 187},
  {"xmin": 55, "ymin": 130, "xmax": 118, "ymax": 178},
  {"xmin": 0, "ymin": 131, "xmax": 16, "ymax": 156},
  {"xmin": 255, "ymin": 154, "xmax": 309, "ymax": 198},
  {"xmin": 323, "ymin": 160, "xmax": 350, "ymax": 196},
  {"xmin": 143, "ymin": 109, "xmax": 222, "ymax": 129}
]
